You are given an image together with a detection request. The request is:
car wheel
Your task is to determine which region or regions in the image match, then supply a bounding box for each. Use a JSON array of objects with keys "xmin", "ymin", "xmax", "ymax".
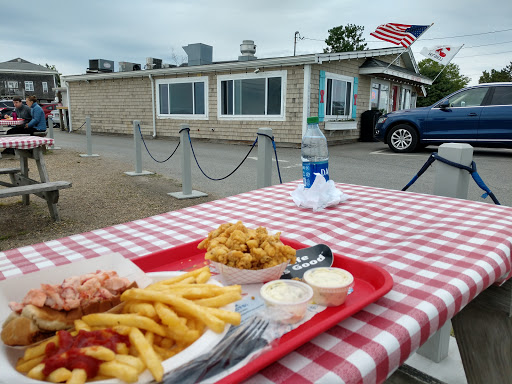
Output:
[{"xmin": 387, "ymin": 124, "xmax": 419, "ymax": 153}]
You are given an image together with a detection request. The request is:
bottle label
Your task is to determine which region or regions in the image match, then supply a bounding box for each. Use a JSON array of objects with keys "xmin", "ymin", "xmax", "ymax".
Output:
[{"xmin": 302, "ymin": 161, "xmax": 329, "ymax": 188}]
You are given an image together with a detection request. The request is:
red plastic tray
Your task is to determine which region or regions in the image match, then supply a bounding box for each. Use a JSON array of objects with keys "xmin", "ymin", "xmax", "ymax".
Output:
[{"xmin": 132, "ymin": 238, "xmax": 393, "ymax": 383}]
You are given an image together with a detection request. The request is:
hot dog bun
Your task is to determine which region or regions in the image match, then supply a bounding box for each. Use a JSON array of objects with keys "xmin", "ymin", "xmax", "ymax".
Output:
[{"xmin": 1, "ymin": 281, "xmax": 137, "ymax": 346}]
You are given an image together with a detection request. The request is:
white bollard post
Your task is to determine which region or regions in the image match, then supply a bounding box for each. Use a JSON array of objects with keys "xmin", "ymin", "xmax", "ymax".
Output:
[
  {"xmin": 417, "ymin": 143, "xmax": 474, "ymax": 363},
  {"xmin": 168, "ymin": 124, "xmax": 207, "ymax": 199},
  {"xmin": 47, "ymin": 117, "xmax": 61, "ymax": 150},
  {"xmin": 434, "ymin": 143, "xmax": 473, "ymax": 199},
  {"xmin": 125, "ymin": 120, "xmax": 153, "ymax": 176},
  {"xmin": 79, "ymin": 116, "xmax": 99, "ymax": 157},
  {"xmin": 257, "ymin": 127, "xmax": 273, "ymax": 189}
]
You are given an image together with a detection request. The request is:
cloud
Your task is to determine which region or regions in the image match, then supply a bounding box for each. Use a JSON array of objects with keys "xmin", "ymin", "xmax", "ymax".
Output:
[{"xmin": 0, "ymin": 0, "xmax": 510, "ymax": 85}]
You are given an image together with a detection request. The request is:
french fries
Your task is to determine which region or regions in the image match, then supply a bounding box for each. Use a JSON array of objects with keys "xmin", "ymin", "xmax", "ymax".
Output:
[{"xmin": 17, "ymin": 266, "xmax": 242, "ymax": 384}]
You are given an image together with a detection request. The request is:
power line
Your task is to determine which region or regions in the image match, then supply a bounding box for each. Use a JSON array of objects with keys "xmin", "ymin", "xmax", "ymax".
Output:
[
  {"xmin": 419, "ymin": 27, "xmax": 512, "ymax": 40},
  {"xmin": 365, "ymin": 28, "xmax": 512, "ymax": 43},
  {"xmin": 456, "ymin": 49, "xmax": 512, "ymax": 58},
  {"xmin": 304, "ymin": 27, "xmax": 512, "ymax": 45},
  {"xmin": 412, "ymin": 40, "xmax": 512, "ymax": 55},
  {"xmin": 463, "ymin": 40, "xmax": 512, "ymax": 49},
  {"xmin": 302, "ymin": 37, "xmax": 325, "ymax": 42}
]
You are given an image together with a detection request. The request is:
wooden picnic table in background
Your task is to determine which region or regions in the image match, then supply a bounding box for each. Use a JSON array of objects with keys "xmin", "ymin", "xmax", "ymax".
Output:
[{"xmin": 0, "ymin": 136, "xmax": 71, "ymax": 221}]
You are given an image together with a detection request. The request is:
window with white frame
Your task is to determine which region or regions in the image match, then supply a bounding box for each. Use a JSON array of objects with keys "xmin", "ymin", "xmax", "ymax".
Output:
[
  {"xmin": 370, "ymin": 80, "xmax": 390, "ymax": 113},
  {"xmin": 25, "ymin": 81, "xmax": 34, "ymax": 92},
  {"xmin": 218, "ymin": 70, "xmax": 286, "ymax": 119},
  {"xmin": 324, "ymin": 73, "xmax": 353, "ymax": 119},
  {"xmin": 42, "ymin": 82, "xmax": 48, "ymax": 93},
  {"xmin": 156, "ymin": 77, "xmax": 208, "ymax": 118},
  {"xmin": 7, "ymin": 81, "xmax": 18, "ymax": 90}
]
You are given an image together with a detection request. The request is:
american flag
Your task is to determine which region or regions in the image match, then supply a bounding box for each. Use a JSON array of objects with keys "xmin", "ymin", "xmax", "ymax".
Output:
[{"xmin": 370, "ymin": 23, "xmax": 430, "ymax": 48}]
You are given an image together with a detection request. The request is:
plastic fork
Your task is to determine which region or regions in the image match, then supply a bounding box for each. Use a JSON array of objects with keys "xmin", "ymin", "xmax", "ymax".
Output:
[{"xmin": 162, "ymin": 316, "xmax": 270, "ymax": 384}]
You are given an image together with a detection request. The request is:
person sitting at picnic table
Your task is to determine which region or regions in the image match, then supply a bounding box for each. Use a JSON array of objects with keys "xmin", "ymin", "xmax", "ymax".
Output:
[
  {"xmin": 5, "ymin": 95, "xmax": 46, "ymax": 136},
  {"xmin": 3, "ymin": 96, "xmax": 32, "ymax": 121},
  {"xmin": 3, "ymin": 96, "xmax": 33, "ymax": 136},
  {"xmin": 25, "ymin": 95, "xmax": 47, "ymax": 134}
]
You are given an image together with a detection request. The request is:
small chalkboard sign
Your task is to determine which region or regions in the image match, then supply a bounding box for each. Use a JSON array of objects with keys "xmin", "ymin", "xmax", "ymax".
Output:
[{"xmin": 281, "ymin": 244, "xmax": 333, "ymax": 280}]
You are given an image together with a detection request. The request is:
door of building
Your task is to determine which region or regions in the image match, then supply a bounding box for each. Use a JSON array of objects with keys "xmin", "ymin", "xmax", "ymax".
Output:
[{"xmin": 392, "ymin": 86, "xmax": 399, "ymax": 111}]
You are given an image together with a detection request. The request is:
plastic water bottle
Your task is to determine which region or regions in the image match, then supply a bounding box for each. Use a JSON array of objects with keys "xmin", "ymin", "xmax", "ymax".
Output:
[{"xmin": 301, "ymin": 116, "xmax": 329, "ymax": 188}]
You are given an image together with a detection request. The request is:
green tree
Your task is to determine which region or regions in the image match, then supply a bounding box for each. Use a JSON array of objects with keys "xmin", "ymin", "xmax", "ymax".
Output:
[
  {"xmin": 45, "ymin": 63, "xmax": 61, "ymax": 87},
  {"xmin": 324, "ymin": 24, "xmax": 367, "ymax": 53},
  {"xmin": 479, "ymin": 62, "xmax": 512, "ymax": 83},
  {"xmin": 417, "ymin": 59, "xmax": 470, "ymax": 107}
]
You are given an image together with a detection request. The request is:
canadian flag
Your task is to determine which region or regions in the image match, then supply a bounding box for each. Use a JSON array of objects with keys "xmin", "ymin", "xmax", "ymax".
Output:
[{"xmin": 420, "ymin": 45, "xmax": 463, "ymax": 65}]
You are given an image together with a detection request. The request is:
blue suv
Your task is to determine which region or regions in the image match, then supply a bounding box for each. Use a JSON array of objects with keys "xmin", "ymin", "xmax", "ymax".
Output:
[{"xmin": 374, "ymin": 83, "xmax": 512, "ymax": 152}]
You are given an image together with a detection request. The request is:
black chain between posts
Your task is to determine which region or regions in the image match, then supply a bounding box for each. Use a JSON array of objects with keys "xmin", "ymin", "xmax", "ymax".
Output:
[
  {"xmin": 182, "ymin": 128, "xmax": 283, "ymax": 183},
  {"xmin": 73, "ymin": 121, "xmax": 86, "ymax": 132},
  {"xmin": 402, "ymin": 152, "xmax": 500, "ymax": 205},
  {"xmin": 138, "ymin": 123, "xmax": 180, "ymax": 163}
]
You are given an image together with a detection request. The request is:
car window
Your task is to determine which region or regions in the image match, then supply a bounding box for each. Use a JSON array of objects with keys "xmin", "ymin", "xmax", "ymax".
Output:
[
  {"xmin": 490, "ymin": 87, "xmax": 512, "ymax": 106},
  {"xmin": 446, "ymin": 87, "xmax": 488, "ymax": 108}
]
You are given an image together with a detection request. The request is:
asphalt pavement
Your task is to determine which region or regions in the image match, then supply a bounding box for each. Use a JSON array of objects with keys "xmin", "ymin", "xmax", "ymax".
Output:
[{"xmin": 51, "ymin": 130, "xmax": 512, "ymax": 207}]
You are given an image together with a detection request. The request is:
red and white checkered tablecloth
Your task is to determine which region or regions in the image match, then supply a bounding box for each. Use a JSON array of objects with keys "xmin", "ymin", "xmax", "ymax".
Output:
[
  {"xmin": 0, "ymin": 119, "xmax": 24, "ymax": 126},
  {"xmin": 0, "ymin": 136, "xmax": 53, "ymax": 149},
  {"xmin": 1, "ymin": 181, "xmax": 512, "ymax": 383}
]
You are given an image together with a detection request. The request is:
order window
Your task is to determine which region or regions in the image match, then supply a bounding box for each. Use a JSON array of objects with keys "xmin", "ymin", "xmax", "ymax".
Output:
[
  {"xmin": 156, "ymin": 77, "xmax": 207, "ymax": 118},
  {"xmin": 218, "ymin": 70, "xmax": 286, "ymax": 119},
  {"xmin": 325, "ymin": 74, "xmax": 353, "ymax": 119}
]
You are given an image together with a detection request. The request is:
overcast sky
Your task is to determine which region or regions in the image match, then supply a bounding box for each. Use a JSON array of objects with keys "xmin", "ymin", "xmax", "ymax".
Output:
[{"xmin": 2, "ymin": 0, "xmax": 511, "ymax": 85}]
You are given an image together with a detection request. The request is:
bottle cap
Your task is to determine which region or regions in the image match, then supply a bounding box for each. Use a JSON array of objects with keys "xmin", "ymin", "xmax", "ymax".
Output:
[{"xmin": 307, "ymin": 116, "xmax": 319, "ymax": 124}]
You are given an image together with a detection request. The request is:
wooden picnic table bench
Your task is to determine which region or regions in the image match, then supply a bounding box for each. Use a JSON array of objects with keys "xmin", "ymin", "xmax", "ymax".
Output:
[
  {"xmin": 0, "ymin": 181, "xmax": 71, "ymax": 220},
  {"xmin": 0, "ymin": 137, "xmax": 71, "ymax": 221}
]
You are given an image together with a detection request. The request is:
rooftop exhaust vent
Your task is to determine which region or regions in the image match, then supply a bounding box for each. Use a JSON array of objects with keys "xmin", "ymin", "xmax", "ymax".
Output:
[
  {"xmin": 88, "ymin": 59, "xmax": 114, "ymax": 72},
  {"xmin": 182, "ymin": 43, "xmax": 213, "ymax": 66},
  {"xmin": 239, "ymin": 40, "xmax": 257, "ymax": 61},
  {"xmin": 119, "ymin": 62, "xmax": 141, "ymax": 72},
  {"xmin": 146, "ymin": 57, "xmax": 162, "ymax": 70}
]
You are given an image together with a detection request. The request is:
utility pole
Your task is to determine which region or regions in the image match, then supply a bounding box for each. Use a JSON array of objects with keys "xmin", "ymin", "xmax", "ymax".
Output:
[{"xmin": 294, "ymin": 31, "xmax": 303, "ymax": 56}]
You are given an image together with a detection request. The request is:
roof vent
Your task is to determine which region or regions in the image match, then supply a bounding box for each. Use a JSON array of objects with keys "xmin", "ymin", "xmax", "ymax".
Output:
[
  {"xmin": 146, "ymin": 57, "xmax": 162, "ymax": 70},
  {"xmin": 239, "ymin": 40, "xmax": 257, "ymax": 61},
  {"xmin": 182, "ymin": 43, "xmax": 213, "ymax": 66},
  {"xmin": 88, "ymin": 59, "xmax": 114, "ymax": 73},
  {"xmin": 119, "ymin": 62, "xmax": 141, "ymax": 72}
]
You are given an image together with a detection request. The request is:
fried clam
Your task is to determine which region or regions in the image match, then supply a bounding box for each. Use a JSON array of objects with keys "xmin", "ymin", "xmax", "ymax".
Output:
[{"xmin": 199, "ymin": 221, "xmax": 296, "ymax": 269}]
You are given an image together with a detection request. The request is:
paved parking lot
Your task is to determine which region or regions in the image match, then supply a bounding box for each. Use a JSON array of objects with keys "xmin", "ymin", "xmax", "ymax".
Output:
[{"xmin": 52, "ymin": 130, "xmax": 512, "ymax": 207}]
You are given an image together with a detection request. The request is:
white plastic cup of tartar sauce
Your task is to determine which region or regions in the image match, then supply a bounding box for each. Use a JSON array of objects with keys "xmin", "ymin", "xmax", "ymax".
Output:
[
  {"xmin": 303, "ymin": 267, "xmax": 354, "ymax": 306},
  {"xmin": 260, "ymin": 280, "xmax": 313, "ymax": 324}
]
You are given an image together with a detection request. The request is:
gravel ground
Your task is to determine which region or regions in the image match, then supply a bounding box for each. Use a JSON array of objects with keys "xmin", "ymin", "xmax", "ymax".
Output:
[{"xmin": 0, "ymin": 148, "xmax": 218, "ymax": 252}]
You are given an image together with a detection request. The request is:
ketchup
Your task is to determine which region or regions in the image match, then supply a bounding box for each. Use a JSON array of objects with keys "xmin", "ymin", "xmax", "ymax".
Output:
[{"xmin": 43, "ymin": 329, "xmax": 130, "ymax": 378}]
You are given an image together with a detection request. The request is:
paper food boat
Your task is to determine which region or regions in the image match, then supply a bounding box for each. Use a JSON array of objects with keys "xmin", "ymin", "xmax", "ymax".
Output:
[{"xmin": 209, "ymin": 260, "xmax": 289, "ymax": 284}]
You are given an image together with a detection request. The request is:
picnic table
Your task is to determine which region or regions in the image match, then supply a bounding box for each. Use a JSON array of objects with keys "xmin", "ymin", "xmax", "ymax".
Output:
[
  {"xmin": 0, "ymin": 119, "xmax": 25, "ymax": 137},
  {"xmin": 1, "ymin": 181, "xmax": 511, "ymax": 383},
  {"xmin": 0, "ymin": 118, "xmax": 25, "ymax": 127},
  {"xmin": 0, "ymin": 136, "xmax": 71, "ymax": 221}
]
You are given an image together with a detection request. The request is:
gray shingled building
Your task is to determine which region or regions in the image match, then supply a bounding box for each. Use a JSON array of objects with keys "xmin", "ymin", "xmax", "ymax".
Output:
[{"xmin": 0, "ymin": 58, "xmax": 58, "ymax": 103}]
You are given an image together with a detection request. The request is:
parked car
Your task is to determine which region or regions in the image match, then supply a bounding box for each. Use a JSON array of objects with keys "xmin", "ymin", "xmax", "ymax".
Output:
[
  {"xmin": 40, "ymin": 103, "xmax": 58, "ymax": 118},
  {"xmin": 0, "ymin": 99, "xmax": 26, "ymax": 118},
  {"xmin": 374, "ymin": 83, "xmax": 512, "ymax": 152},
  {"xmin": 0, "ymin": 106, "xmax": 14, "ymax": 117},
  {"xmin": 49, "ymin": 109, "xmax": 61, "ymax": 127},
  {"xmin": 39, "ymin": 103, "xmax": 59, "ymax": 127}
]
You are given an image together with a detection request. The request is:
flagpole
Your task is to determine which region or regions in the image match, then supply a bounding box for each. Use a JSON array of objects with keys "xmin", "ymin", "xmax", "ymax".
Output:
[
  {"xmin": 386, "ymin": 23, "xmax": 434, "ymax": 69},
  {"xmin": 431, "ymin": 44, "xmax": 464, "ymax": 83}
]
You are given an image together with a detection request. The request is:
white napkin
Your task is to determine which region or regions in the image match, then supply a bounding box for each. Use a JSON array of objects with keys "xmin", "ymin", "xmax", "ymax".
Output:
[{"xmin": 290, "ymin": 174, "xmax": 351, "ymax": 212}]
